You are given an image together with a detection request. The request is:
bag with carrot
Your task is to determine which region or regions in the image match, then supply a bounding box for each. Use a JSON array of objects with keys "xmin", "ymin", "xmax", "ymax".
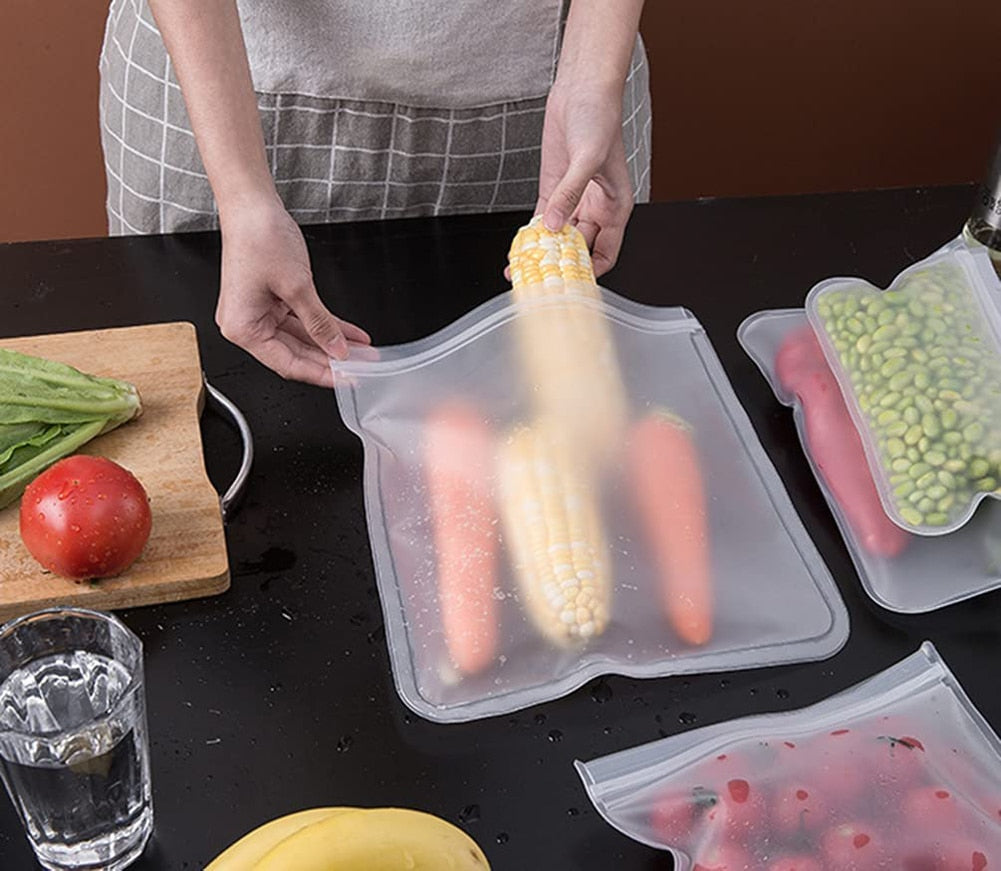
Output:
[{"xmin": 328, "ymin": 221, "xmax": 848, "ymax": 724}]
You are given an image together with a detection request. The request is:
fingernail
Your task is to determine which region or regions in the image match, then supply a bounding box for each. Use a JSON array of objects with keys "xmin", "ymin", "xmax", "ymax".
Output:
[
  {"xmin": 543, "ymin": 212, "xmax": 562, "ymax": 231},
  {"xmin": 328, "ymin": 334, "xmax": 349, "ymax": 359}
]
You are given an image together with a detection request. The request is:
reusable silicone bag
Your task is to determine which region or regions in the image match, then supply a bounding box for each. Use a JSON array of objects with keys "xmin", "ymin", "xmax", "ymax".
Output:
[
  {"xmin": 739, "ymin": 308, "xmax": 1001, "ymax": 613},
  {"xmin": 332, "ymin": 288, "xmax": 849, "ymax": 723},
  {"xmin": 577, "ymin": 641, "xmax": 1001, "ymax": 870},
  {"xmin": 805, "ymin": 246, "xmax": 1001, "ymax": 535}
]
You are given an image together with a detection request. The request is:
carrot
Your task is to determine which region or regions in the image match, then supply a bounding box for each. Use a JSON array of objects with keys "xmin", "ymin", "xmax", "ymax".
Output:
[
  {"xmin": 776, "ymin": 325, "xmax": 909, "ymax": 558},
  {"xmin": 628, "ymin": 410, "xmax": 712, "ymax": 646},
  {"xmin": 422, "ymin": 400, "xmax": 499, "ymax": 675}
]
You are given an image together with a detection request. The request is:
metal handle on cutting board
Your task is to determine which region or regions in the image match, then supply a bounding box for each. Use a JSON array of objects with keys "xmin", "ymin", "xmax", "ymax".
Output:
[{"xmin": 203, "ymin": 378, "xmax": 254, "ymax": 521}]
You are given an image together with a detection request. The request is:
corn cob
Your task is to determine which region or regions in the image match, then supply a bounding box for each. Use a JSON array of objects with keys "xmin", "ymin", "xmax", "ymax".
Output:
[
  {"xmin": 507, "ymin": 216, "xmax": 628, "ymax": 467},
  {"xmin": 497, "ymin": 423, "xmax": 610, "ymax": 647}
]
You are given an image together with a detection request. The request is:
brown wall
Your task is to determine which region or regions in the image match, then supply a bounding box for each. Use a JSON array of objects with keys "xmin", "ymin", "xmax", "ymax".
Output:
[
  {"xmin": 1, "ymin": 1, "xmax": 999, "ymax": 243},
  {"xmin": 639, "ymin": 1, "xmax": 1001, "ymax": 201},
  {"xmin": 2, "ymin": 1, "xmax": 109, "ymax": 244}
]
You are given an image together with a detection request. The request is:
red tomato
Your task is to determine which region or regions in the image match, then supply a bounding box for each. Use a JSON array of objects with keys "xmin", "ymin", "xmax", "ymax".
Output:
[
  {"xmin": 692, "ymin": 842, "xmax": 752, "ymax": 871},
  {"xmin": 767, "ymin": 857, "xmax": 824, "ymax": 871},
  {"xmin": 931, "ymin": 841, "xmax": 989, "ymax": 871},
  {"xmin": 901, "ymin": 786, "xmax": 964, "ymax": 834},
  {"xmin": 820, "ymin": 820, "xmax": 888, "ymax": 869},
  {"xmin": 771, "ymin": 783, "xmax": 831, "ymax": 837},
  {"xmin": 19, "ymin": 455, "xmax": 152, "ymax": 581},
  {"xmin": 900, "ymin": 840, "xmax": 989, "ymax": 871}
]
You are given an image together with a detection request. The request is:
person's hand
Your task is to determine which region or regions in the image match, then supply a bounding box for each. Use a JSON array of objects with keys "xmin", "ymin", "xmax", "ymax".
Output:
[
  {"xmin": 216, "ymin": 196, "xmax": 370, "ymax": 387},
  {"xmin": 535, "ymin": 80, "xmax": 634, "ymax": 277}
]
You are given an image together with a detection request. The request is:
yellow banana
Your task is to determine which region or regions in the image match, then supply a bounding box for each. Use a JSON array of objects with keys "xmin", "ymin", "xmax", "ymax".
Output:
[
  {"xmin": 252, "ymin": 806, "xmax": 491, "ymax": 870},
  {"xmin": 206, "ymin": 807, "xmax": 352, "ymax": 871}
]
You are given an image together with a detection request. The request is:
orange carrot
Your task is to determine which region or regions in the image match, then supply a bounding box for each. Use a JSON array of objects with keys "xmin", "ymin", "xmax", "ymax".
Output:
[
  {"xmin": 628, "ymin": 410, "xmax": 712, "ymax": 646},
  {"xmin": 422, "ymin": 401, "xmax": 499, "ymax": 675}
]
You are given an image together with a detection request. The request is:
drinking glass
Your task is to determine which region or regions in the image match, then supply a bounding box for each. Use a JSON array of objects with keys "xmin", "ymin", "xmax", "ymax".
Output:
[{"xmin": 0, "ymin": 607, "xmax": 153, "ymax": 870}]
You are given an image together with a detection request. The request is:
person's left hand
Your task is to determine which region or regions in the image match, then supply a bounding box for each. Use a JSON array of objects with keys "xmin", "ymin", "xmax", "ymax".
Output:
[{"xmin": 535, "ymin": 80, "xmax": 634, "ymax": 277}]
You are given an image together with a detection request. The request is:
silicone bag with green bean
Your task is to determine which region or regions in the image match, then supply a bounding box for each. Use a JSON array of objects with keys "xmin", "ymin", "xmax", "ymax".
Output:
[{"xmin": 805, "ymin": 247, "xmax": 1001, "ymax": 535}]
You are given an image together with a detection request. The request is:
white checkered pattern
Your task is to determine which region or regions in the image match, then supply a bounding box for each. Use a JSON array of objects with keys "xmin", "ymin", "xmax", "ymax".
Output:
[{"xmin": 98, "ymin": 1, "xmax": 652, "ymax": 235}]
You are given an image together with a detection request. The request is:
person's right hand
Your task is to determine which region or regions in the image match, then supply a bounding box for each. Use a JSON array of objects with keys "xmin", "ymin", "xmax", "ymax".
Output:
[{"xmin": 216, "ymin": 196, "xmax": 370, "ymax": 388}]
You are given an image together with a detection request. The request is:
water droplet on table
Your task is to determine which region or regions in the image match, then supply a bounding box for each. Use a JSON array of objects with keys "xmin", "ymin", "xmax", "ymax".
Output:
[{"xmin": 589, "ymin": 679, "xmax": 613, "ymax": 704}]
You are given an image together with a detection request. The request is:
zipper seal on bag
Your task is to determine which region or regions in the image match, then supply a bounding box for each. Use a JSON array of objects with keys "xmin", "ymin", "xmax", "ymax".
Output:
[{"xmin": 330, "ymin": 288, "xmax": 700, "ymax": 378}]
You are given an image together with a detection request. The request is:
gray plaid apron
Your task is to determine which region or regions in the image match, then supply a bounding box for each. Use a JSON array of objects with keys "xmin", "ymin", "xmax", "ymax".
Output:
[{"xmin": 98, "ymin": 1, "xmax": 651, "ymax": 235}]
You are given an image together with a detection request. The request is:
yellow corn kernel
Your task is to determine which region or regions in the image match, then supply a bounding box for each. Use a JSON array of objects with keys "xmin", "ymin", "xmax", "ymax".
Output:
[
  {"xmin": 508, "ymin": 217, "xmax": 597, "ymax": 292},
  {"xmin": 506, "ymin": 216, "xmax": 628, "ymax": 466},
  {"xmin": 497, "ymin": 424, "xmax": 610, "ymax": 647}
]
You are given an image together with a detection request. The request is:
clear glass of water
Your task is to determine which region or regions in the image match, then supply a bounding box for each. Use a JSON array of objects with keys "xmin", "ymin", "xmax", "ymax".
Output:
[{"xmin": 0, "ymin": 607, "xmax": 153, "ymax": 870}]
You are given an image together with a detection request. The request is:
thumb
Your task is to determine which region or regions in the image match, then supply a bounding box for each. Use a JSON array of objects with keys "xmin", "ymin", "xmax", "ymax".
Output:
[
  {"xmin": 289, "ymin": 286, "xmax": 349, "ymax": 360},
  {"xmin": 541, "ymin": 159, "xmax": 593, "ymax": 231}
]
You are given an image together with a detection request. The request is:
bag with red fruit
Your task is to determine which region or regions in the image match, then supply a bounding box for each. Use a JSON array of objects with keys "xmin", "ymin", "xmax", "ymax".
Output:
[{"xmin": 576, "ymin": 642, "xmax": 1000, "ymax": 870}]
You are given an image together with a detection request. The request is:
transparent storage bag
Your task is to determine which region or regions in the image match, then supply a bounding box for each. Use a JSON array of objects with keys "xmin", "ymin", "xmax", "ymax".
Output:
[
  {"xmin": 577, "ymin": 641, "xmax": 1001, "ymax": 870},
  {"xmin": 332, "ymin": 286, "xmax": 849, "ymax": 722},
  {"xmin": 739, "ymin": 308, "xmax": 1001, "ymax": 614},
  {"xmin": 804, "ymin": 246, "xmax": 1001, "ymax": 536}
]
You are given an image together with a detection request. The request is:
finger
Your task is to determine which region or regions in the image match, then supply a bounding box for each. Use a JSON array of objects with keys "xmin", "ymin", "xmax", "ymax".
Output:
[
  {"xmin": 574, "ymin": 215, "xmax": 600, "ymax": 252},
  {"xmin": 337, "ymin": 318, "xmax": 371, "ymax": 345},
  {"xmin": 282, "ymin": 281, "xmax": 349, "ymax": 360},
  {"xmin": 284, "ymin": 314, "xmax": 375, "ymax": 364},
  {"xmin": 590, "ymin": 220, "xmax": 626, "ymax": 278},
  {"xmin": 541, "ymin": 159, "xmax": 594, "ymax": 232},
  {"xmin": 246, "ymin": 330, "xmax": 336, "ymax": 388}
]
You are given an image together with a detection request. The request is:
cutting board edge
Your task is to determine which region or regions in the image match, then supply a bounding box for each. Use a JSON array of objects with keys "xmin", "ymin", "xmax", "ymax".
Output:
[
  {"xmin": 0, "ymin": 567, "xmax": 232, "ymax": 623},
  {"xmin": 0, "ymin": 320, "xmax": 199, "ymax": 345}
]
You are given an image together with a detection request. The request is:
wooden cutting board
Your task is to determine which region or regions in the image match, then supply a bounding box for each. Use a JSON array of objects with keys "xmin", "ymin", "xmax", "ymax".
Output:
[{"xmin": 0, "ymin": 322, "xmax": 230, "ymax": 619}]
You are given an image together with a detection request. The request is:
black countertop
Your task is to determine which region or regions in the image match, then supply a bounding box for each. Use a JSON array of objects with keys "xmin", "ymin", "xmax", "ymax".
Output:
[{"xmin": 3, "ymin": 187, "xmax": 1000, "ymax": 870}]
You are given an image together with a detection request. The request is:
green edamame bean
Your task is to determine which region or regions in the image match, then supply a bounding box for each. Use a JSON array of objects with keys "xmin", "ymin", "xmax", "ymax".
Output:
[
  {"xmin": 937, "ymin": 469, "xmax": 956, "ymax": 489},
  {"xmin": 969, "ymin": 458, "xmax": 991, "ymax": 479},
  {"xmin": 921, "ymin": 413, "xmax": 941, "ymax": 439}
]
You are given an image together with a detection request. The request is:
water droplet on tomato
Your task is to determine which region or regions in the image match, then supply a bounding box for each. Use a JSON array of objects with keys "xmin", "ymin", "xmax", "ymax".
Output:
[
  {"xmin": 37, "ymin": 513, "xmax": 45, "ymax": 522},
  {"xmin": 57, "ymin": 481, "xmax": 75, "ymax": 500}
]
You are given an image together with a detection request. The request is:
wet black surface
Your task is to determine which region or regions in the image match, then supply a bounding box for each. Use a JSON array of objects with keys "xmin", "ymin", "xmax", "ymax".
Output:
[{"xmin": 3, "ymin": 190, "xmax": 1000, "ymax": 870}]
